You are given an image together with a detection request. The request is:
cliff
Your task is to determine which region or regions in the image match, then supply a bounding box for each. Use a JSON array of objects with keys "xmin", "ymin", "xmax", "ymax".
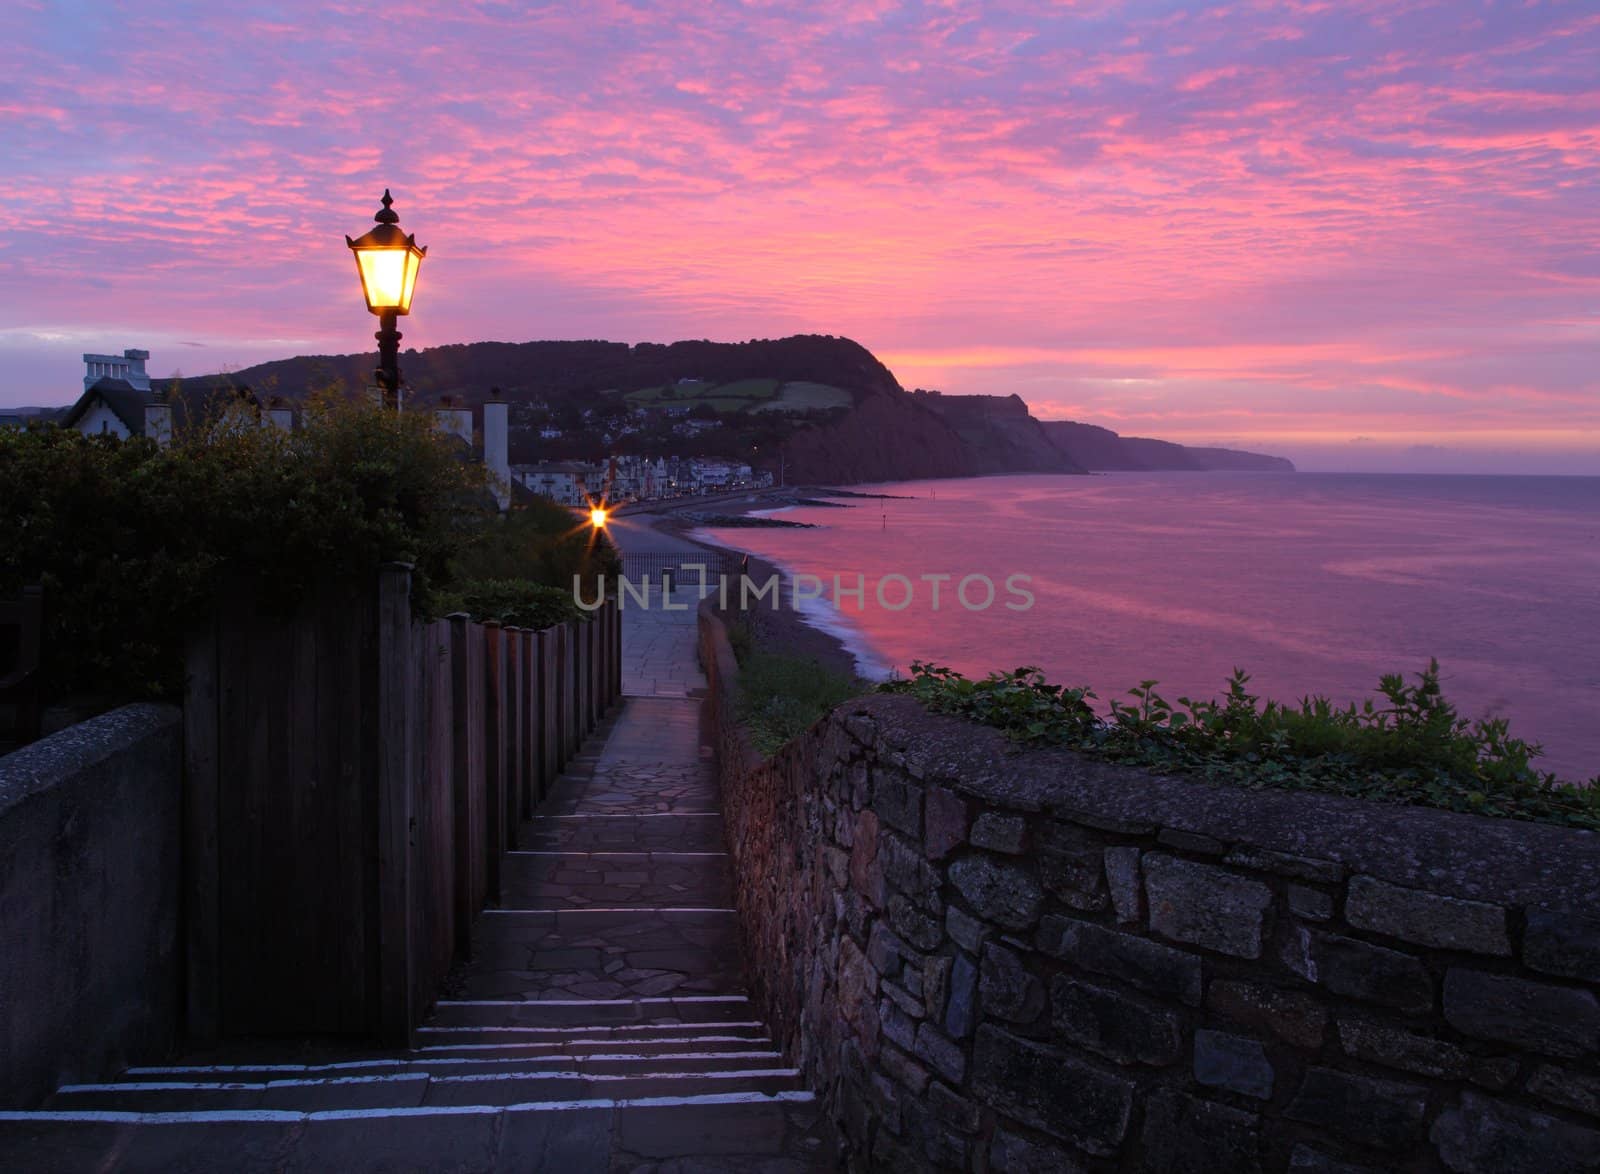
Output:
[
  {"xmin": 776, "ymin": 389, "xmax": 1084, "ymax": 484},
  {"xmin": 166, "ymin": 334, "xmax": 1290, "ymax": 483},
  {"xmin": 1041, "ymin": 420, "xmax": 1294, "ymax": 472}
]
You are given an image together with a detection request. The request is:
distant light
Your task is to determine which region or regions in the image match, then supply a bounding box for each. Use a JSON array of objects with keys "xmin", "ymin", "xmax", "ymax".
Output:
[{"xmin": 590, "ymin": 507, "xmax": 609, "ymax": 528}]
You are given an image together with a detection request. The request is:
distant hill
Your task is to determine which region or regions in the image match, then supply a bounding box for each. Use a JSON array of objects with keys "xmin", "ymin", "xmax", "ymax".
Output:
[
  {"xmin": 1041, "ymin": 420, "xmax": 1294, "ymax": 473},
  {"xmin": 165, "ymin": 334, "xmax": 1291, "ymax": 482}
]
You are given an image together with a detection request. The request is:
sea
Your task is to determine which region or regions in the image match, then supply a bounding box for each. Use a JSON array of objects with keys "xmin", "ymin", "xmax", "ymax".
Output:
[{"xmin": 700, "ymin": 472, "xmax": 1600, "ymax": 784}]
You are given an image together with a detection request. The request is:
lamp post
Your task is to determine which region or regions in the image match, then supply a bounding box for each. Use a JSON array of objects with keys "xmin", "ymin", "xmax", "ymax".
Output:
[{"xmin": 346, "ymin": 190, "xmax": 426, "ymax": 409}]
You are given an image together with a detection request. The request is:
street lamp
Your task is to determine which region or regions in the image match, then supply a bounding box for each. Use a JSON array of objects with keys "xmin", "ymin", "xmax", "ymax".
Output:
[{"xmin": 346, "ymin": 190, "xmax": 426, "ymax": 409}]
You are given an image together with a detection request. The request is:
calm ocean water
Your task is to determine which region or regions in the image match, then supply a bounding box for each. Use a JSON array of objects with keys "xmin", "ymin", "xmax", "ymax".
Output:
[{"xmin": 702, "ymin": 473, "xmax": 1600, "ymax": 783}]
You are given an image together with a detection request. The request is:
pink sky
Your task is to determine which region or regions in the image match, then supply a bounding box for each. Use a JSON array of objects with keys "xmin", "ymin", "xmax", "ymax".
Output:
[{"xmin": 2, "ymin": 0, "xmax": 1597, "ymax": 472}]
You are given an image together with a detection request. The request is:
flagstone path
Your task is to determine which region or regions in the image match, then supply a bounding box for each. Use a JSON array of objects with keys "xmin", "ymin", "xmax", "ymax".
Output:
[{"xmin": 0, "ymin": 544, "xmax": 834, "ymax": 1171}]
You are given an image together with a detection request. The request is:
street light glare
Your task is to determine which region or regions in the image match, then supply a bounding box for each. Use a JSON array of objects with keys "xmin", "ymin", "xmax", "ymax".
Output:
[{"xmin": 590, "ymin": 507, "xmax": 609, "ymax": 528}]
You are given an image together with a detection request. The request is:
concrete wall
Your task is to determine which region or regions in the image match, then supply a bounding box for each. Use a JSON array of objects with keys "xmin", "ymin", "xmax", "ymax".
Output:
[
  {"xmin": 700, "ymin": 609, "xmax": 1600, "ymax": 1173},
  {"xmin": 0, "ymin": 704, "xmax": 183, "ymax": 1108}
]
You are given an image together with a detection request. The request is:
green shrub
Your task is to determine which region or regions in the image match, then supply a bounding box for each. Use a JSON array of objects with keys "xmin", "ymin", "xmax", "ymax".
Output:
[
  {"xmin": 449, "ymin": 494, "xmax": 619, "ymax": 596},
  {"xmin": 884, "ymin": 660, "xmax": 1599, "ymax": 830},
  {"xmin": 433, "ymin": 578, "xmax": 589, "ymax": 630},
  {"xmin": 737, "ymin": 651, "xmax": 860, "ymax": 756},
  {"xmin": 0, "ymin": 390, "xmax": 490, "ymax": 702}
]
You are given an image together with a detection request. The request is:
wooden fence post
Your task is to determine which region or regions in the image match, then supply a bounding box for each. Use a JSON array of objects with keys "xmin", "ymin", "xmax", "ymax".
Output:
[
  {"xmin": 449, "ymin": 615, "xmax": 478, "ymax": 959},
  {"xmin": 376, "ymin": 563, "xmax": 416, "ymax": 1048},
  {"xmin": 182, "ymin": 618, "xmax": 221, "ymax": 1046},
  {"xmin": 482, "ymin": 622, "xmax": 506, "ymax": 904}
]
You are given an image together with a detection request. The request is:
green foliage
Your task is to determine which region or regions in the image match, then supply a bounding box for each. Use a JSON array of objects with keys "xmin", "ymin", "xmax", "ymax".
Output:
[
  {"xmin": 884, "ymin": 660, "xmax": 1599, "ymax": 830},
  {"xmin": 431, "ymin": 578, "xmax": 589, "ymax": 630},
  {"xmin": 738, "ymin": 651, "xmax": 861, "ymax": 757},
  {"xmin": 0, "ymin": 391, "xmax": 588, "ymax": 704},
  {"xmin": 448, "ymin": 493, "xmax": 619, "ymax": 593}
]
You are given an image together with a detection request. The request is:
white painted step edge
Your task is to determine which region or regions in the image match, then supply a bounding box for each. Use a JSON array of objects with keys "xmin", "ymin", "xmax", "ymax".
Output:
[{"xmin": 0, "ymin": 1089, "xmax": 816, "ymax": 1123}]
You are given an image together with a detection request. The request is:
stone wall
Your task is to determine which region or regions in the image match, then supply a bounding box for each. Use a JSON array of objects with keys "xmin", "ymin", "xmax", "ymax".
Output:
[
  {"xmin": 0, "ymin": 703, "xmax": 183, "ymax": 1108},
  {"xmin": 699, "ymin": 609, "xmax": 1600, "ymax": 1172}
]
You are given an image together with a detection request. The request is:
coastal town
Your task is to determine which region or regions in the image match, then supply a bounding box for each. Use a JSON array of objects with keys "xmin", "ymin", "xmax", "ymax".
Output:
[{"xmin": 14, "ymin": 348, "xmax": 778, "ymax": 508}]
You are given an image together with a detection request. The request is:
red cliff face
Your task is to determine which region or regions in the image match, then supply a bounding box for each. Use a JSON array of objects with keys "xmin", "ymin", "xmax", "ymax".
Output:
[{"xmin": 778, "ymin": 390, "xmax": 1086, "ymax": 484}]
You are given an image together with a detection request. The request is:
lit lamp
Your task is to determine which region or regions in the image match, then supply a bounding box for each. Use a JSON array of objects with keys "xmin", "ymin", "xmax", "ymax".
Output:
[
  {"xmin": 346, "ymin": 190, "xmax": 426, "ymax": 409},
  {"xmin": 589, "ymin": 506, "xmax": 609, "ymax": 529}
]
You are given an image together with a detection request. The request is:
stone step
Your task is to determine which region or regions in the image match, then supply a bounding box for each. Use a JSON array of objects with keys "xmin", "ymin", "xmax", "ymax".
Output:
[
  {"xmin": 498, "ymin": 848, "xmax": 733, "ymax": 909},
  {"xmin": 518, "ymin": 812, "xmax": 725, "ymax": 852},
  {"xmin": 410, "ymin": 1025, "xmax": 774, "ymax": 1056},
  {"xmin": 119, "ymin": 1048, "xmax": 788, "ymax": 1083},
  {"xmin": 426, "ymin": 994, "xmax": 752, "ymax": 1029},
  {"xmin": 47, "ymin": 1067, "xmax": 805, "ymax": 1112},
  {"xmin": 0, "ymin": 1090, "xmax": 829, "ymax": 1172}
]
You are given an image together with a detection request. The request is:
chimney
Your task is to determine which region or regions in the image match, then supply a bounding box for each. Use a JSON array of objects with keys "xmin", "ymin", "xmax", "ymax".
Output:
[
  {"xmin": 123, "ymin": 349, "xmax": 151, "ymax": 391},
  {"xmin": 433, "ymin": 399, "xmax": 473, "ymax": 446},
  {"xmin": 143, "ymin": 402, "xmax": 172, "ymax": 448},
  {"xmin": 483, "ymin": 397, "xmax": 510, "ymax": 511}
]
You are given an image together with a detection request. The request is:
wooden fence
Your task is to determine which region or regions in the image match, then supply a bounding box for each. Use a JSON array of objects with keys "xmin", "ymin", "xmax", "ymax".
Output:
[{"xmin": 183, "ymin": 566, "xmax": 621, "ymax": 1046}]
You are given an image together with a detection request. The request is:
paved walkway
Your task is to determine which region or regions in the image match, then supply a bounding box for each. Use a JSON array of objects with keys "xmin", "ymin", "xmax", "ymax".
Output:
[{"xmin": 0, "ymin": 543, "xmax": 832, "ymax": 1171}]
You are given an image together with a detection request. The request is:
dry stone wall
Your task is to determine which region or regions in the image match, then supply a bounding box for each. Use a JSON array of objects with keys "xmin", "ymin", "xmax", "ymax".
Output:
[{"xmin": 701, "ymin": 612, "xmax": 1600, "ymax": 1173}]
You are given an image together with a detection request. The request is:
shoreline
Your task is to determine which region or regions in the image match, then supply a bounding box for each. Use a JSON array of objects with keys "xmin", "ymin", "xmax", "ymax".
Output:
[{"xmin": 638, "ymin": 489, "xmax": 884, "ymax": 684}]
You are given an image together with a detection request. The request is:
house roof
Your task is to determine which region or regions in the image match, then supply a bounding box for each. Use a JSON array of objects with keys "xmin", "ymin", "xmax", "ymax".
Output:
[{"xmin": 61, "ymin": 378, "xmax": 152, "ymax": 434}]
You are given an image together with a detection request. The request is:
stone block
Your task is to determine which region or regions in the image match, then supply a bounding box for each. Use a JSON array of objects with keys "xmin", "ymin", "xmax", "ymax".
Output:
[
  {"xmin": 913, "ymin": 1022, "xmax": 966, "ymax": 1084},
  {"xmin": 1037, "ymin": 917, "xmax": 1204, "ymax": 1006},
  {"xmin": 1040, "ymin": 822, "xmax": 1109, "ymax": 911},
  {"xmin": 1527, "ymin": 1064, "xmax": 1600, "ymax": 1118},
  {"xmin": 1306, "ymin": 933, "xmax": 1434, "ymax": 1013},
  {"xmin": 1224, "ymin": 846, "xmax": 1345, "ymax": 883},
  {"xmin": 866, "ymin": 920, "xmax": 908, "ymax": 978},
  {"xmin": 1052, "ymin": 976, "xmax": 1182, "ymax": 1066},
  {"xmin": 927, "ymin": 1081, "xmax": 982, "ymax": 1134},
  {"xmin": 990, "ymin": 1128, "xmax": 1088, "ymax": 1174},
  {"xmin": 880, "ymin": 832, "xmax": 944, "ymax": 912},
  {"xmin": 944, "ymin": 952, "xmax": 978, "ymax": 1039},
  {"xmin": 836, "ymin": 934, "xmax": 879, "ymax": 1035},
  {"xmin": 971, "ymin": 812, "xmax": 1029, "ymax": 854},
  {"xmin": 950, "ymin": 854, "xmax": 1044, "ymax": 931},
  {"xmin": 923, "ymin": 954, "xmax": 952, "ymax": 1021},
  {"xmin": 1443, "ymin": 968, "xmax": 1600, "ymax": 1057},
  {"xmin": 1104, "ymin": 846, "xmax": 1142, "ymax": 924},
  {"xmin": 924, "ymin": 786, "xmax": 969, "ymax": 861},
  {"xmin": 1337, "ymin": 1017, "xmax": 1471, "ymax": 1080},
  {"xmin": 849, "ymin": 808, "xmax": 885, "ymax": 908},
  {"xmin": 1287, "ymin": 884, "xmax": 1335, "ymax": 922},
  {"xmin": 1346, "ymin": 875, "xmax": 1510, "ymax": 956},
  {"xmin": 981, "ymin": 942, "xmax": 1045, "ymax": 1023},
  {"xmin": 1431, "ymin": 1091, "xmax": 1600, "ymax": 1173},
  {"xmin": 879, "ymin": 997, "xmax": 916, "ymax": 1050},
  {"xmin": 887, "ymin": 893, "xmax": 943, "ymax": 950},
  {"xmin": 873, "ymin": 769, "xmax": 923, "ymax": 837},
  {"xmin": 883, "ymin": 977, "xmax": 925, "ymax": 1019},
  {"xmin": 1285, "ymin": 1067, "xmax": 1428, "ymax": 1152},
  {"xmin": 971, "ymin": 1024, "xmax": 1135, "ymax": 1156},
  {"xmin": 1524, "ymin": 907, "xmax": 1600, "ymax": 983},
  {"xmin": 879, "ymin": 1041, "xmax": 930, "ymax": 1095},
  {"xmin": 946, "ymin": 905, "xmax": 988, "ymax": 953},
  {"xmin": 1144, "ymin": 854, "xmax": 1273, "ymax": 959},
  {"xmin": 1194, "ymin": 1028, "xmax": 1274, "ymax": 1099},
  {"xmin": 1138, "ymin": 1089, "xmax": 1262, "ymax": 1174},
  {"xmin": 1207, "ymin": 979, "xmax": 1328, "ymax": 1048}
]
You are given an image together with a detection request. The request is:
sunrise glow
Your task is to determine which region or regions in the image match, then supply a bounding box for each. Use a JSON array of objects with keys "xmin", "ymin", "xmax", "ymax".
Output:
[{"xmin": 2, "ymin": 2, "xmax": 1597, "ymax": 471}]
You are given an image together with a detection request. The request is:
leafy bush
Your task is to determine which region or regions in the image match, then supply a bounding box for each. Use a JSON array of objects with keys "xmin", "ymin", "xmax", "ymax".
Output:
[
  {"xmin": 0, "ymin": 390, "xmax": 557, "ymax": 703},
  {"xmin": 884, "ymin": 660, "xmax": 1599, "ymax": 830},
  {"xmin": 433, "ymin": 578, "xmax": 589, "ymax": 630},
  {"xmin": 449, "ymin": 494, "xmax": 619, "ymax": 595},
  {"xmin": 737, "ymin": 651, "xmax": 860, "ymax": 756}
]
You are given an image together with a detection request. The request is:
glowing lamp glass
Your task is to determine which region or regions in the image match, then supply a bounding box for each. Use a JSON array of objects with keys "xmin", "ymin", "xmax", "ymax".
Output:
[
  {"xmin": 353, "ymin": 242, "xmax": 424, "ymax": 314},
  {"xmin": 589, "ymin": 507, "xmax": 609, "ymax": 528}
]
